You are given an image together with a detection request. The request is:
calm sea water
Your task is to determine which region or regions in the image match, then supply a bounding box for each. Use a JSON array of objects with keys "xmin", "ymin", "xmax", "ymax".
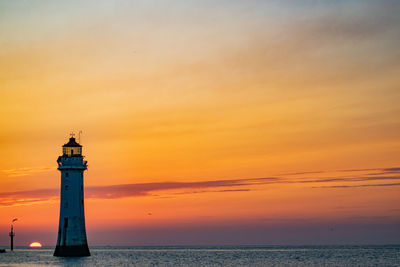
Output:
[{"xmin": 0, "ymin": 246, "xmax": 399, "ymax": 266}]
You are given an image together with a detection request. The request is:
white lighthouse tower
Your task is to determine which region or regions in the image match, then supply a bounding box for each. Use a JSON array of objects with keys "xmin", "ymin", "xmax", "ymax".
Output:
[{"xmin": 54, "ymin": 134, "xmax": 90, "ymax": 257}]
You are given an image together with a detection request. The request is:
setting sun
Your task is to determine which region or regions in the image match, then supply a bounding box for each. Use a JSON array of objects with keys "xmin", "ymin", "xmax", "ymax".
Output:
[{"xmin": 29, "ymin": 242, "xmax": 42, "ymax": 248}]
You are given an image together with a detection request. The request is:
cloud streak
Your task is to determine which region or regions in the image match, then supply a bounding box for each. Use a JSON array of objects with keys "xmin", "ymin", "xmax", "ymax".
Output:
[
  {"xmin": 312, "ymin": 182, "xmax": 400, "ymax": 189},
  {"xmin": 0, "ymin": 166, "xmax": 53, "ymax": 177},
  {"xmin": 1, "ymin": 166, "xmax": 399, "ymax": 207},
  {"xmin": 0, "ymin": 188, "xmax": 58, "ymax": 206}
]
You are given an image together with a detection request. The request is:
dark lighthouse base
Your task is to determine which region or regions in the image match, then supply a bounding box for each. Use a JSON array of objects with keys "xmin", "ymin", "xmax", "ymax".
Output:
[{"xmin": 54, "ymin": 245, "xmax": 91, "ymax": 257}]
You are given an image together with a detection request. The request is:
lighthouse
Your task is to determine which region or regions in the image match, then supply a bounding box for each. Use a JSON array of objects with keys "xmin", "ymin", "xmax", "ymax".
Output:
[{"xmin": 54, "ymin": 134, "xmax": 90, "ymax": 257}]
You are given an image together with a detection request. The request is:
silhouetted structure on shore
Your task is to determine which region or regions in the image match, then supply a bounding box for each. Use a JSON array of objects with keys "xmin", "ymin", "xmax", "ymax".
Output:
[{"xmin": 9, "ymin": 225, "xmax": 15, "ymax": 251}]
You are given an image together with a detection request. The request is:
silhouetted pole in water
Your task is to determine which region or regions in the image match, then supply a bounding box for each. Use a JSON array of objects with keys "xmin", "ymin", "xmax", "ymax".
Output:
[
  {"xmin": 9, "ymin": 218, "xmax": 17, "ymax": 251},
  {"xmin": 9, "ymin": 225, "xmax": 15, "ymax": 251}
]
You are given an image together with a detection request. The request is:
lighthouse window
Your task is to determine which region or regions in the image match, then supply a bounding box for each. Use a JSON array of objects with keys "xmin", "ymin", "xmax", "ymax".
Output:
[
  {"xmin": 65, "ymin": 172, "xmax": 69, "ymax": 177},
  {"xmin": 65, "ymin": 185, "xmax": 69, "ymax": 191}
]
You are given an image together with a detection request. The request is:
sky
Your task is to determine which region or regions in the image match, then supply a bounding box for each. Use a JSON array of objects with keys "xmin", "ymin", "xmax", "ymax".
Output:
[{"xmin": 0, "ymin": 0, "xmax": 400, "ymax": 246}]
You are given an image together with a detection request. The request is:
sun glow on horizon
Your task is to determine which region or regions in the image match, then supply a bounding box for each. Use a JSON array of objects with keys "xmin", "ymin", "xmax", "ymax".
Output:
[{"xmin": 29, "ymin": 242, "xmax": 42, "ymax": 248}]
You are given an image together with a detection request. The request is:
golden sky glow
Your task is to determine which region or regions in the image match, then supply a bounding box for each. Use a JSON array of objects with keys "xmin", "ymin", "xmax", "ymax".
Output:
[{"xmin": 1, "ymin": 1, "xmax": 400, "ymax": 245}]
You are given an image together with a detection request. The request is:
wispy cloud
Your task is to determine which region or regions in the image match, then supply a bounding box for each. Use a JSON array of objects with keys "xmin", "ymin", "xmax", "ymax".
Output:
[
  {"xmin": 1, "ymin": 167, "xmax": 399, "ymax": 207},
  {"xmin": 0, "ymin": 188, "xmax": 58, "ymax": 206},
  {"xmin": 0, "ymin": 166, "xmax": 53, "ymax": 177},
  {"xmin": 313, "ymin": 182, "xmax": 400, "ymax": 189},
  {"xmin": 86, "ymin": 180, "xmax": 268, "ymax": 199}
]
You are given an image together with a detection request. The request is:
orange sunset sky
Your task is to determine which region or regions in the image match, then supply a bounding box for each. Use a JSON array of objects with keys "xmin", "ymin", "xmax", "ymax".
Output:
[{"xmin": 1, "ymin": 1, "xmax": 400, "ymax": 246}]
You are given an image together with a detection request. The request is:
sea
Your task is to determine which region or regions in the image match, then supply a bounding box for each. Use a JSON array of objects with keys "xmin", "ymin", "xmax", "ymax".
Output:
[{"xmin": 0, "ymin": 245, "xmax": 399, "ymax": 266}]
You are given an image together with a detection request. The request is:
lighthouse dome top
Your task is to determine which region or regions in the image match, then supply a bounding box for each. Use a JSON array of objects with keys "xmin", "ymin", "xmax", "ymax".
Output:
[
  {"xmin": 63, "ymin": 137, "xmax": 82, "ymax": 148},
  {"xmin": 62, "ymin": 135, "xmax": 83, "ymax": 156}
]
